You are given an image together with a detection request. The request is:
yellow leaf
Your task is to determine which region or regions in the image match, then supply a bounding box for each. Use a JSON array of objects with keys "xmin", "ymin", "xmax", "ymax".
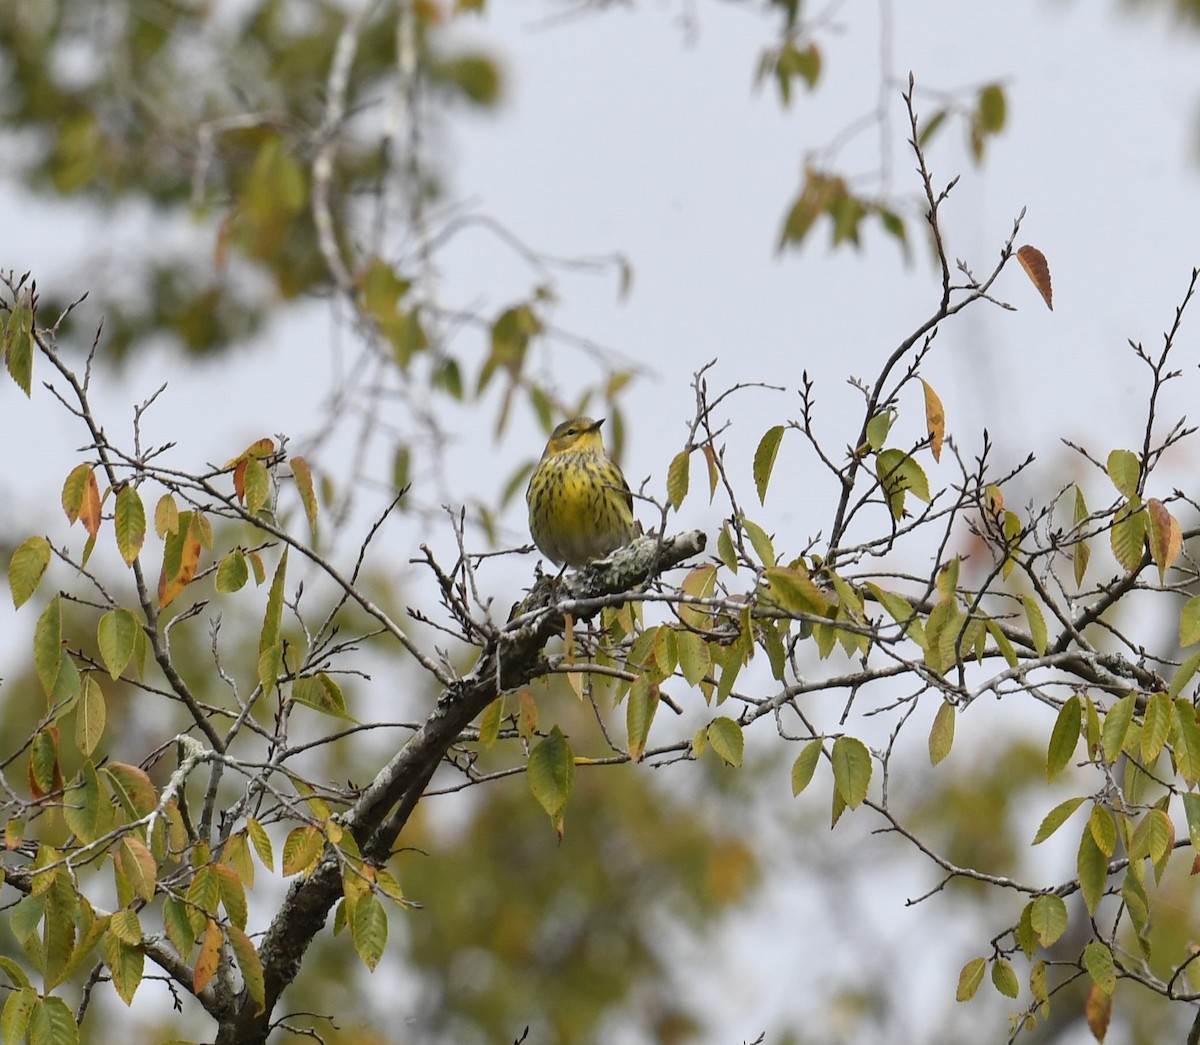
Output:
[{"xmin": 920, "ymin": 379, "xmax": 945, "ymax": 462}]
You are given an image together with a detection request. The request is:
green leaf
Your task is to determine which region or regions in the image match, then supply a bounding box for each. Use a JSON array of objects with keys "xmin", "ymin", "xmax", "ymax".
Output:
[
  {"xmin": 626, "ymin": 675, "xmax": 659, "ymax": 762},
  {"xmin": 790, "ymin": 738, "xmax": 823, "ymax": 796},
  {"xmin": 351, "ymin": 894, "xmax": 388, "ymax": 972},
  {"xmin": 226, "ymin": 924, "xmax": 266, "ymax": 1014},
  {"xmin": 956, "ymin": 956, "xmax": 986, "ymax": 1001},
  {"xmin": 1022, "ymin": 596, "xmax": 1048, "ymax": 657},
  {"xmin": 876, "ymin": 448, "xmax": 930, "ymax": 518},
  {"xmin": 114, "ymin": 484, "xmax": 146, "ymax": 566},
  {"xmin": 9, "ymin": 536, "xmax": 51, "ymax": 609},
  {"xmin": 34, "ymin": 594, "xmax": 62, "ymax": 698},
  {"xmin": 1032, "ymin": 795, "xmax": 1086, "ymax": 845},
  {"xmin": 676, "ymin": 629, "xmax": 712, "ymax": 687},
  {"xmin": 259, "ymin": 549, "xmax": 287, "ymax": 655},
  {"xmin": 990, "ymin": 957, "xmax": 1019, "ymax": 999},
  {"xmin": 1174, "ymin": 700, "xmax": 1200, "ymax": 786},
  {"xmin": 986, "ymin": 619, "xmax": 1017, "ymax": 667},
  {"xmin": 1029, "ymin": 893, "xmax": 1068, "ymax": 948},
  {"xmin": 97, "ymin": 608, "xmax": 138, "ymax": 680},
  {"xmin": 741, "ymin": 517, "xmax": 776, "ymax": 566},
  {"xmin": 1077, "ymin": 828, "xmax": 1108, "ymax": 915},
  {"xmin": 707, "ymin": 716, "xmax": 745, "ymax": 768},
  {"xmin": 716, "ymin": 523, "xmax": 738, "ymax": 574},
  {"xmin": 1083, "ymin": 940, "xmax": 1116, "ymax": 994},
  {"xmin": 977, "ymin": 83, "xmax": 1007, "ymax": 133},
  {"xmin": 753, "ymin": 425, "xmax": 785, "ymax": 505},
  {"xmin": 865, "ymin": 410, "xmax": 894, "ymax": 451},
  {"xmin": 291, "ymin": 674, "xmax": 355, "ymax": 722},
  {"xmin": 528, "ymin": 726, "xmax": 574, "ymax": 817},
  {"xmin": 830, "ymin": 735, "xmax": 871, "ymax": 809},
  {"xmin": 1089, "ymin": 804, "xmax": 1117, "ymax": 857},
  {"xmin": 1141, "ymin": 691, "xmax": 1171, "ymax": 764},
  {"xmin": 216, "ymin": 549, "xmax": 250, "ymax": 593},
  {"xmin": 1183, "ymin": 595, "xmax": 1200, "ymax": 647},
  {"xmin": 1101, "ymin": 693, "xmax": 1136, "ymax": 764},
  {"xmin": 666, "ymin": 449, "xmax": 690, "ymax": 511},
  {"xmin": 1109, "ymin": 498, "xmax": 1145, "ymax": 572},
  {"xmin": 1106, "ymin": 449, "xmax": 1140, "ymax": 498},
  {"xmin": 928, "ymin": 700, "xmax": 955, "ymax": 766},
  {"xmin": 3, "ymin": 294, "xmax": 33, "ymax": 396},
  {"xmin": 75, "ymin": 675, "xmax": 106, "ymax": 757},
  {"xmin": 27, "ymin": 994, "xmax": 79, "ymax": 1045},
  {"xmin": 1046, "ymin": 695, "xmax": 1081, "ymax": 781},
  {"xmin": 1170, "ymin": 649, "xmax": 1200, "ymax": 700}
]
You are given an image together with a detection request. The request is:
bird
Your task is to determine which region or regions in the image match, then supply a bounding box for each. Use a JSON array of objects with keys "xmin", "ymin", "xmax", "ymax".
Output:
[{"xmin": 526, "ymin": 416, "xmax": 637, "ymax": 568}]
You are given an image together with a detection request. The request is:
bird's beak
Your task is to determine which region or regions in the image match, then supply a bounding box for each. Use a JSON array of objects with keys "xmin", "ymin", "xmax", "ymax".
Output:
[{"xmin": 591, "ymin": 418, "xmax": 605, "ymax": 431}]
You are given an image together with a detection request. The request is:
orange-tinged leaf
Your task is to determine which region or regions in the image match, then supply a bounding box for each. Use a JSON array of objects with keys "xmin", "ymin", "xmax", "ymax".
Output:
[
  {"xmin": 1017, "ymin": 244, "xmax": 1053, "ymax": 310},
  {"xmin": 157, "ymin": 510, "xmax": 204, "ymax": 608},
  {"xmin": 1146, "ymin": 498, "xmax": 1181, "ymax": 583},
  {"xmin": 193, "ymin": 919, "xmax": 222, "ymax": 994},
  {"xmin": 1085, "ymin": 981, "xmax": 1112, "ymax": 1041},
  {"xmin": 281, "ymin": 825, "xmax": 323, "ymax": 877},
  {"xmin": 118, "ymin": 838, "xmax": 157, "ymax": 903},
  {"xmin": 920, "ymin": 379, "xmax": 945, "ymax": 462},
  {"xmin": 701, "ymin": 443, "xmax": 719, "ymax": 501},
  {"xmin": 291, "ymin": 456, "xmax": 318, "ymax": 540},
  {"xmin": 61, "ymin": 464, "xmax": 94, "ymax": 527}
]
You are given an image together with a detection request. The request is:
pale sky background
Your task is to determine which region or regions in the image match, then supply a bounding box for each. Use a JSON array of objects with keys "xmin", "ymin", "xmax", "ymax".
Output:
[{"xmin": 3, "ymin": 1, "xmax": 1200, "ymax": 1042}]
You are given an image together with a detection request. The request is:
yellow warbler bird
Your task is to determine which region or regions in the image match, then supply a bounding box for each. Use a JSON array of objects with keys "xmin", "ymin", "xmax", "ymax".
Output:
[{"xmin": 526, "ymin": 416, "xmax": 637, "ymax": 567}]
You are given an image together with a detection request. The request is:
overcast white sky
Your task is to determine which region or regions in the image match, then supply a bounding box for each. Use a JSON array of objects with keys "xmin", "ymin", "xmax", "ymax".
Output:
[{"xmin": 2, "ymin": 1, "xmax": 1200, "ymax": 1040}]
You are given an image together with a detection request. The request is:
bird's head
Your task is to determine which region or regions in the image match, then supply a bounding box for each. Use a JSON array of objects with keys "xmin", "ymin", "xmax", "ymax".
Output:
[{"xmin": 543, "ymin": 416, "xmax": 605, "ymax": 457}]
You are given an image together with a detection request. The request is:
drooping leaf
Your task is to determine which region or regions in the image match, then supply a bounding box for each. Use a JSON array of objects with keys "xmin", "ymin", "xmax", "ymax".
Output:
[
  {"xmin": 114, "ymin": 484, "xmax": 146, "ymax": 566},
  {"xmin": 1032, "ymin": 795, "xmax": 1086, "ymax": 845},
  {"xmin": 956, "ymin": 957, "xmax": 986, "ymax": 1001},
  {"xmin": 34, "ymin": 595, "xmax": 62, "ymax": 698},
  {"xmin": 1146, "ymin": 498, "xmax": 1181, "ymax": 583},
  {"xmin": 830, "ymin": 735, "xmax": 871, "ymax": 809},
  {"xmin": 1083, "ymin": 940, "xmax": 1116, "ymax": 994},
  {"xmin": 1106, "ymin": 450, "xmax": 1140, "ymax": 499},
  {"xmin": 920, "ymin": 380, "xmax": 944, "ymax": 462},
  {"xmin": 1077, "ymin": 828, "xmax": 1108, "ymax": 915},
  {"xmin": 753, "ymin": 425, "xmax": 785, "ymax": 504},
  {"xmin": 9, "ymin": 536, "xmax": 51, "ymax": 609},
  {"xmin": 790, "ymin": 738, "xmax": 823, "ymax": 796},
  {"xmin": 528, "ymin": 726, "xmax": 574, "ymax": 818},
  {"xmin": 1029, "ymin": 893, "xmax": 1068, "ymax": 948},
  {"xmin": 1046, "ymin": 695, "xmax": 1081, "ymax": 781},
  {"xmin": 990, "ymin": 957, "xmax": 1019, "ymax": 999},
  {"xmin": 1016, "ymin": 244, "xmax": 1053, "ymax": 310},
  {"xmin": 97, "ymin": 608, "xmax": 138, "ymax": 680},
  {"xmin": 666, "ymin": 449, "xmax": 690, "ymax": 511},
  {"xmin": 291, "ymin": 456, "xmax": 319, "ymax": 541},
  {"xmin": 626, "ymin": 675, "xmax": 659, "ymax": 762},
  {"xmin": 707, "ymin": 716, "xmax": 745, "ymax": 768},
  {"xmin": 928, "ymin": 700, "xmax": 955, "ymax": 766}
]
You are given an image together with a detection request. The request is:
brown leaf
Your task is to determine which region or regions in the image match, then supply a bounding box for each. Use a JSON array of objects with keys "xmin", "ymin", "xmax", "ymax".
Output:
[{"xmin": 1017, "ymin": 244, "xmax": 1053, "ymax": 310}]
